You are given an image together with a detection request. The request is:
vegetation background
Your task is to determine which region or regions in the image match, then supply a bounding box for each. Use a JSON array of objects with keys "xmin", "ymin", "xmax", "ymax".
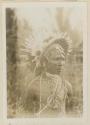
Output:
[{"xmin": 6, "ymin": 7, "xmax": 83, "ymax": 117}]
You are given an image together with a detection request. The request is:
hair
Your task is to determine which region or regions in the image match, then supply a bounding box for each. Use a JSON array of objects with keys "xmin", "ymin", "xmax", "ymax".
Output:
[
  {"xmin": 33, "ymin": 33, "xmax": 72, "ymax": 75},
  {"xmin": 35, "ymin": 56, "xmax": 48, "ymax": 76}
]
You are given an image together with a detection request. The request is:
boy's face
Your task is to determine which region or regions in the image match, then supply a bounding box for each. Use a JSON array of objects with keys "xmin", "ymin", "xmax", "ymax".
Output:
[{"xmin": 44, "ymin": 43, "xmax": 66, "ymax": 75}]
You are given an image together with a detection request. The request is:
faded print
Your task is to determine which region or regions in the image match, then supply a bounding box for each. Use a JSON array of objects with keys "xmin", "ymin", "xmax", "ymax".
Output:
[{"xmin": 6, "ymin": 6, "xmax": 84, "ymax": 118}]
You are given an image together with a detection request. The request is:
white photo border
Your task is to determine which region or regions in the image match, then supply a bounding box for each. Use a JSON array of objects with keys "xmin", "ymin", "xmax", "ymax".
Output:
[{"xmin": 1, "ymin": 2, "xmax": 88, "ymax": 125}]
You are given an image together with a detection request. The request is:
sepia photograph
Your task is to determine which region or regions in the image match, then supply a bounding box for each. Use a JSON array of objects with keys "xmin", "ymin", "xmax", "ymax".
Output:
[{"xmin": 5, "ymin": 3, "xmax": 87, "ymax": 119}]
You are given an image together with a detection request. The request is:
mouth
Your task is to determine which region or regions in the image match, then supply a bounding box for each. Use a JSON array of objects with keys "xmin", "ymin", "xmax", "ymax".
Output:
[{"xmin": 56, "ymin": 68, "xmax": 62, "ymax": 73}]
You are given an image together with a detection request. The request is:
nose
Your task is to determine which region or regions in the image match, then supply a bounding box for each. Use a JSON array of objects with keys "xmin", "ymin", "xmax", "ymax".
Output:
[{"xmin": 57, "ymin": 61, "xmax": 65, "ymax": 66}]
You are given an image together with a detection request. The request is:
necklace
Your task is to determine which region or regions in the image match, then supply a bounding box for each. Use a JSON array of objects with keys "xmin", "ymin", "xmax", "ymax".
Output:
[{"xmin": 35, "ymin": 72, "xmax": 61, "ymax": 116}]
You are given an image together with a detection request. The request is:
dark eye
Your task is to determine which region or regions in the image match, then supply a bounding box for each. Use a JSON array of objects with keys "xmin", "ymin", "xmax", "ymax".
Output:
[
  {"xmin": 55, "ymin": 56, "xmax": 65, "ymax": 61},
  {"xmin": 61, "ymin": 57, "xmax": 65, "ymax": 61},
  {"xmin": 56, "ymin": 57, "xmax": 61, "ymax": 60}
]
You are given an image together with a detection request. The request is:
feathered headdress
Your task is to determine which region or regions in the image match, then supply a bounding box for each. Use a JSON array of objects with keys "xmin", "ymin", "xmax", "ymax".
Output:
[{"xmin": 20, "ymin": 32, "xmax": 72, "ymax": 74}]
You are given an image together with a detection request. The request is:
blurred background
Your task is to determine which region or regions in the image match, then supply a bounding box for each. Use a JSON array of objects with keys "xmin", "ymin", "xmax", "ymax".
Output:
[{"xmin": 6, "ymin": 6, "xmax": 84, "ymax": 117}]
